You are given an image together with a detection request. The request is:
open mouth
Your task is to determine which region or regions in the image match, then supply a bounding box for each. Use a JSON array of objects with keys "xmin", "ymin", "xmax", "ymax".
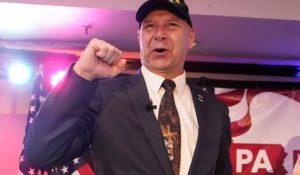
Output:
[{"xmin": 153, "ymin": 48, "xmax": 167, "ymax": 53}]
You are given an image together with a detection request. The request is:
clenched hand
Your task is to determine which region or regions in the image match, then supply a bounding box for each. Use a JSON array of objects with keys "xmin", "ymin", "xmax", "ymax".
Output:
[{"xmin": 74, "ymin": 39, "xmax": 127, "ymax": 80}]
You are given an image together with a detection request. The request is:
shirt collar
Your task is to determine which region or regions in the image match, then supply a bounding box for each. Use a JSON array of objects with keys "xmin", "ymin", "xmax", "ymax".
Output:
[{"xmin": 141, "ymin": 66, "xmax": 187, "ymax": 96}]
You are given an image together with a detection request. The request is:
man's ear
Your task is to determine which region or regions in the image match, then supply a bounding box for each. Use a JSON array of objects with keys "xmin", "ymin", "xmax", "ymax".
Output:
[
  {"xmin": 188, "ymin": 28, "xmax": 196, "ymax": 48},
  {"xmin": 137, "ymin": 30, "xmax": 141, "ymax": 43}
]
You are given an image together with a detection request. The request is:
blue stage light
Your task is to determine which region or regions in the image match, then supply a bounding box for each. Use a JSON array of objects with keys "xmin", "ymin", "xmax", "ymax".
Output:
[
  {"xmin": 296, "ymin": 67, "xmax": 300, "ymax": 77},
  {"xmin": 7, "ymin": 63, "xmax": 32, "ymax": 85}
]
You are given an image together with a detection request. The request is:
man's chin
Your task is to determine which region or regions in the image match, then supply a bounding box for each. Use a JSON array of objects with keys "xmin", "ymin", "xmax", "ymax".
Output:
[{"xmin": 149, "ymin": 62, "xmax": 170, "ymax": 71}]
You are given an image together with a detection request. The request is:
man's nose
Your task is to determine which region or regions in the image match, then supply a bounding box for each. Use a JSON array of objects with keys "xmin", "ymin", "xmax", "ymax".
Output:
[{"xmin": 154, "ymin": 28, "xmax": 167, "ymax": 41}]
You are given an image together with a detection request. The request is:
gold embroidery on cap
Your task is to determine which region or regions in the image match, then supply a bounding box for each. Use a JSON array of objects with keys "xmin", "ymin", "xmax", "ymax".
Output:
[{"xmin": 169, "ymin": 0, "xmax": 181, "ymax": 4}]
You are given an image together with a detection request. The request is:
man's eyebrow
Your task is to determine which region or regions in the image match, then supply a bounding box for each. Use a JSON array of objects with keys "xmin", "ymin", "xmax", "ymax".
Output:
[
  {"xmin": 142, "ymin": 19, "xmax": 154, "ymax": 24},
  {"xmin": 143, "ymin": 18, "xmax": 181, "ymax": 24},
  {"xmin": 167, "ymin": 18, "xmax": 184, "ymax": 23},
  {"xmin": 168, "ymin": 17, "xmax": 180, "ymax": 21}
]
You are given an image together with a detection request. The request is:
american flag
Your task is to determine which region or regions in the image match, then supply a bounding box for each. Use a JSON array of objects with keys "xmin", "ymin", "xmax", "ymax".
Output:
[{"xmin": 19, "ymin": 65, "xmax": 94, "ymax": 175}]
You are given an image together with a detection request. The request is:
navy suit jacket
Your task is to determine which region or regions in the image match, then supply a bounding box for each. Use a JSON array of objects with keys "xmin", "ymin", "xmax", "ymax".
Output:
[{"xmin": 25, "ymin": 70, "xmax": 232, "ymax": 175}]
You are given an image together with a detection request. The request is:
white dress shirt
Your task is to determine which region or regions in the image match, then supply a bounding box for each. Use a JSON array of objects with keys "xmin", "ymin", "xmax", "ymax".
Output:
[{"xmin": 141, "ymin": 66, "xmax": 199, "ymax": 175}]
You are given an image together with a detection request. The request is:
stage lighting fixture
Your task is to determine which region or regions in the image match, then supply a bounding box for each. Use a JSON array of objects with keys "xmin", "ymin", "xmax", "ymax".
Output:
[
  {"xmin": 296, "ymin": 67, "xmax": 300, "ymax": 77},
  {"xmin": 7, "ymin": 63, "xmax": 32, "ymax": 85}
]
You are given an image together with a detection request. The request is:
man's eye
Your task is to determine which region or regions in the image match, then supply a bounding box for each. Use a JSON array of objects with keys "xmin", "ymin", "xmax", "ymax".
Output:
[
  {"xmin": 169, "ymin": 23, "xmax": 179, "ymax": 26},
  {"xmin": 144, "ymin": 24, "xmax": 154, "ymax": 29}
]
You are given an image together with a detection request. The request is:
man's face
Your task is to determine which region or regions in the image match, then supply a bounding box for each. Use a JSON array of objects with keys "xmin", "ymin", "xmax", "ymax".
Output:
[{"xmin": 138, "ymin": 10, "xmax": 195, "ymax": 78}]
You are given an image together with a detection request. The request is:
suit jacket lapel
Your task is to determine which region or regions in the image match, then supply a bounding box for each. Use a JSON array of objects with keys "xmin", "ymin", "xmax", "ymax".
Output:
[
  {"xmin": 188, "ymin": 84, "xmax": 210, "ymax": 174},
  {"xmin": 126, "ymin": 73, "xmax": 173, "ymax": 175}
]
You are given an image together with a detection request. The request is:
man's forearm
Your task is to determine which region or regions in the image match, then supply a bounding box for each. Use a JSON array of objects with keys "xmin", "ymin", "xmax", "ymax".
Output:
[{"xmin": 25, "ymin": 68, "xmax": 98, "ymax": 169}]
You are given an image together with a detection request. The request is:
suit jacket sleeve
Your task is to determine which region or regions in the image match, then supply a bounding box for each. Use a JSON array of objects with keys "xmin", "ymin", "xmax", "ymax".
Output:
[
  {"xmin": 216, "ymin": 105, "xmax": 232, "ymax": 175},
  {"xmin": 25, "ymin": 67, "xmax": 99, "ymax": 170}
]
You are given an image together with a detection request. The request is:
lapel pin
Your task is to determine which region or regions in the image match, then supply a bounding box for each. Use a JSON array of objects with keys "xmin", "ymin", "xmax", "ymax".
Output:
[{"xmin": 197, "ymin": 94, "xmax": 204, "ymax": 102}]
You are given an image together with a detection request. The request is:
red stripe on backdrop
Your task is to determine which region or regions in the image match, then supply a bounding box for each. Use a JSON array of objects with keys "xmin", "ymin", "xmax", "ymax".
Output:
[{"xmin": 77, "ymin": 163, "xmax": 95, "ymax": 175}]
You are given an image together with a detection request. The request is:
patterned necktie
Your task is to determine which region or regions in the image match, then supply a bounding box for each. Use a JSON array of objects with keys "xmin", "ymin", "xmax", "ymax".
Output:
[{"xmin": 158, "ymin": 79, "xmax": 181, "ymax": 175}]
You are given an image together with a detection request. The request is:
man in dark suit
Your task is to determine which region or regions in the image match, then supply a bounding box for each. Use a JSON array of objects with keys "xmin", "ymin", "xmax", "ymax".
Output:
[{"xmin": 25, "ymin": 0, "xmax": 232, "ymax": 174}]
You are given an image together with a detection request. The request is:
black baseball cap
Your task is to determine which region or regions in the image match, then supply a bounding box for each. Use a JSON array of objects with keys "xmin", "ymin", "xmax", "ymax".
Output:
[{"xmin": 136, "ymin": 0, "xmax": 192, "ymax": 27}]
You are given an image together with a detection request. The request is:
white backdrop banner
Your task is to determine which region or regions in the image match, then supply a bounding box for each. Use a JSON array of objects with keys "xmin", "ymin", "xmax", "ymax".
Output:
[{"xmin": 215, "ymin": 88, "xmax": 300, "ymax": 175}]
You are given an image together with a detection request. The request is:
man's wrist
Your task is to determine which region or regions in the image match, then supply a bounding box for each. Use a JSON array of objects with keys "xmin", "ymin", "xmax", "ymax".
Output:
[{"xmin": 73, "ymin": 65, "xmax": 94, "ymax": 81}]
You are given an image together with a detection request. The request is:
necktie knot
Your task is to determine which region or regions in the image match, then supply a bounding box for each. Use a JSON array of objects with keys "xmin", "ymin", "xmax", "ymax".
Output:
[{"xmin": 162, "ymin": 79, "xmax": 176, "ymax": 91}]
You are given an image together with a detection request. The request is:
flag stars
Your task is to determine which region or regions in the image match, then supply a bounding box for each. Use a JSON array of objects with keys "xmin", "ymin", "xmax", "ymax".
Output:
[
  {"xmin": 28, "ymin": 117, "xmax": 34, "ymax": 124},
  {"xmin": 73, "ymin": 157, "xmax": 80, "ymax": 165},
  {"xmin": 39, "ymin": 95, "xmax": 46, "ymax": 103},
  {"xmin": 30, "ymin": 105, "xmax": 36, "ymax": 113},
  {"xmin": 20, "ymin": 69, "xmax": 51, "ymax": 175},
  {"xmin": 39, "ymin": 83, "xmax": 43, "ymax": 91},
  {"xmin": 20, "ymin": 155, "xmax": 24, "ymax": 162},
  {"xmin": 36, "ymin": 170, "xmax": 42, "ymax": 175},
  {"xmin": 31, "ymin": 94, "xmax": 36, "ymax": 101},
  {"xmin": 28, "ymin": 168, "xmax": 35, "ymax": 175},
  {"xmin": 61, "ymin": 165, "xmax": 69, "ymax": 174}
]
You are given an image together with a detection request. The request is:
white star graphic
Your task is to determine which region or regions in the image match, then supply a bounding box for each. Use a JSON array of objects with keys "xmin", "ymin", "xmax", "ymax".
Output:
[
  {"xmin": 73, "ymin": 157, "xmax": 80, "ymax": 165},
  {"xmin": 28, "ymin": 168, "xmax": 35, "ymax": 175},
  {"xmin": 31, "ymin": 94, "xmax": 36, "ymax": 101},
  {"xmin": 30, "ymin": 105, "xmax": 36, "ymax": 113},
  {"xmin": 39, "ymin": 95, "xmax": 46, "ymax": 103},
  {"xmin": 20, "ymin": 155, "xmax": 24, "ymax": 162},
  {"xmin": 61, "ymin": 165, "xmax": 69, "ymax": 174},
  {"xmin": 37, "ymin": 169, "xmax": 42, "ymax": 175},
  {"xmin": 28, "ymin": 117, "xmax": 34, "ymax": 124},
  {"xmin": 39, "ymin": 83, "xmax": 43, "ymax": 91}
]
